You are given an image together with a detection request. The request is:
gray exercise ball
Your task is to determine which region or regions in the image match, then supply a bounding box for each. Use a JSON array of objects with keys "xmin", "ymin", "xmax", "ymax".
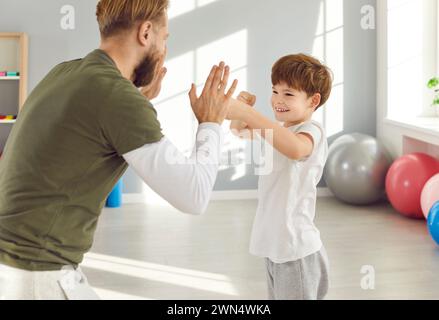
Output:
[{"xmin": 323, "ymin": 133, "xmax": 392, "ymax": 205}]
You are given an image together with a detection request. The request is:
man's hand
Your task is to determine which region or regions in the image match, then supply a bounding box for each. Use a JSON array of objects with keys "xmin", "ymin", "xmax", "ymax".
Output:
[
  {"xmin": 140, "ymin": 49, "xmax": 167, "ymax": 100},
  {"xmin": 189, "ymin": 62, "xmax": 238, "ymax": 125}
]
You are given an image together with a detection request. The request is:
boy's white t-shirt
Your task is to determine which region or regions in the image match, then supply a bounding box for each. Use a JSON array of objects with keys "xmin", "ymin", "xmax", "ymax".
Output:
[{"xmin": 249, "ymin": 120, "xmax": 328, "ymax": 264}]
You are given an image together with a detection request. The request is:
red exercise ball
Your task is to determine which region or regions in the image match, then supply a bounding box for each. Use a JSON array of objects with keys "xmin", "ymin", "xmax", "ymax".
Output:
[{"xmin": 385, "ymin": 153, "xmax": 439, "ymax": 219}]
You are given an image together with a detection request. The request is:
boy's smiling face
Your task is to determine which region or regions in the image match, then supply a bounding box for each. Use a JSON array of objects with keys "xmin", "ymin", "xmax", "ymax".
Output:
[{"xmin": 271, "ymin": 82, "xmax": 321, "ymax": 127}]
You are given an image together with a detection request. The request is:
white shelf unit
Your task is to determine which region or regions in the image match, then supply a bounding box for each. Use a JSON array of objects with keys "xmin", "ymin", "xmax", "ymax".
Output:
[
  {"xmin": 0, "ymin": 32, "xmax": 28, "ymax": 154},
  {"xmin": 0, "ymin": 76, "xmax": 20, "ymax": 80}
]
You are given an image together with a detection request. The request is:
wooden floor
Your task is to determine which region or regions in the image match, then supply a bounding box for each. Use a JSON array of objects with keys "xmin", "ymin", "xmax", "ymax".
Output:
[{"xmin": 83, "ymin": 197, "xmax": 439, "ymax": 300}]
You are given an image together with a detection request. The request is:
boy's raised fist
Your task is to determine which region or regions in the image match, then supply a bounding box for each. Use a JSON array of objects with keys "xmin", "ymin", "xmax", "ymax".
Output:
[{"xmin": 237, "ymin": 91, "xmax": 256, "ymax": 106}]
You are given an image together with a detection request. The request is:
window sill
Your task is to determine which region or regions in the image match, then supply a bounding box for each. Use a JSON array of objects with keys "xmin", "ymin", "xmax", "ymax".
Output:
[{"xmin": 384, "ymin": 117, "xmax": 439, "ymax": 138}]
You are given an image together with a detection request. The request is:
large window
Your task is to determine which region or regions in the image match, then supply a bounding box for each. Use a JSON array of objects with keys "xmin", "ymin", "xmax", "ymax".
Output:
[{"xmin": 386, "ymin": 0, "xmax": 437, "ymax": 120}]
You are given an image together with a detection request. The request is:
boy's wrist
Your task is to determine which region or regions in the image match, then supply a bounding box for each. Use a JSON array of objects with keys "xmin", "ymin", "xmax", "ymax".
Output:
[
  {"xmin": 235, "ymin": 100, "xmax": 253, "ymax": 122},
  {"xmin": 238, "ymin": 103, "xmax": 254, "ymax": 124}
]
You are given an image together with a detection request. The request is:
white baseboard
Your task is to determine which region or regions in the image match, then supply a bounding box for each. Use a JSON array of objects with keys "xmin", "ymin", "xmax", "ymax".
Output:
[
  {"xmin": 122, "ymin": 193, "xmax": 148, "ymax": 204},
  {"xmin": 123, "ymin": 188, "xmax": 333, "ymax": 204},
  {"xmin": 317, "ymin": 187, "xmax": 334, "ymax": 197}
]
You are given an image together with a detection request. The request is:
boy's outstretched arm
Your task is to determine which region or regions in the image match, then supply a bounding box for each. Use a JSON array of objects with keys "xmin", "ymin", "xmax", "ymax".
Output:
[
  {"xmin": 229, "ymin": 100, "xmax": 314, "ymax": 160},
  {"xmin": 230, "ymin": 91, "xmax": 256, "ymax": 140}
]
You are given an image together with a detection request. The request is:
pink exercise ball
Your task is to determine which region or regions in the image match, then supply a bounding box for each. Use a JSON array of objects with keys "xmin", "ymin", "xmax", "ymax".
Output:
[
  {"xmin": 421, "ymin": 173, "xmax": 439, "ymax": 219},
  {"xmin": 385, "ymin": 153, "xmax": 439, "ymax": 219}
]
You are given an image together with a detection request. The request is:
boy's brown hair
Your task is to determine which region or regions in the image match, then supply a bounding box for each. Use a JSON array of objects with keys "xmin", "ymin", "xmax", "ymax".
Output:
[
  {"xmin": 96, "ymin": 0, "xmax": 169, "ymax": 38},
  {"xmin": 271, "ymin": 54, "xmax": 333, "ymax": 110}
]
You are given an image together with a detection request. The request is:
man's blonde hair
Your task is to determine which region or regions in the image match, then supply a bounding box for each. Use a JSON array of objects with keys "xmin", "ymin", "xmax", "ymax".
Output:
[{"xmin": 96, "ymin": 0, "xmax": 169, "ymax": 38}]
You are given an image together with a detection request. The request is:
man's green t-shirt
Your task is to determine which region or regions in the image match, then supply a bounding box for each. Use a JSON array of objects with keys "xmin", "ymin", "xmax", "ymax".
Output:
[{"xmin": 0, "ymin": 49, "xmax": 164, "ymax": 271}]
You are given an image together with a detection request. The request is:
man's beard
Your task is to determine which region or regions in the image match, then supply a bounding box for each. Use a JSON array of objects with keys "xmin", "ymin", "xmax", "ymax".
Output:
[{"xmin": 133, "ymin": 47, "xmax": 160, "ymax": 88}]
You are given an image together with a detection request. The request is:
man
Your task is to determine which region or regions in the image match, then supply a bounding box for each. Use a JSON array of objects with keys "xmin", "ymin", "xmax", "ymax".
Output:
[{"xmin": 0, "ymin": 0, "xmax": 237, "ymax": 300}]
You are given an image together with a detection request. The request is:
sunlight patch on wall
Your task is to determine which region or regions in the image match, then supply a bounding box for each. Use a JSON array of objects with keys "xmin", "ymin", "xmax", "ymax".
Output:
[
  {"xmin": 220, "ymin": 67, "xmax": 248, "ymax": 181},
  {"xmin": 168, "ymin": 0, "xmax": 196, "ymax": 19},
  {"xmin": 325, "ymin": 26, "xmax": 344, "ymax": 137},
  {"xmin": 195, "ymin": 30, "xmax": 248, "ymax": 84},
  {"xmin": 326, "ymin": 0, "xmax": 344, "ymax": 31},
  {"xmin": 314, "ymin": 1, "xmax": 325, "ymax": 37},
  {"xmin": 312, "ymin": 0, "xmax": 344, "ymax": 137},
  {"xmin": 325, "ymin": 83, "xmax": 344, "ymax": 137},
  {"xmin": 155, "ymin": 51, "xmax": 196, "ymax": 154},
  {"xmin": 168, "ymin": 0, "xmax": 222, "ymax": 19},
  {"xmin": 197, "ymin": 0, "xmax": 220, "ymax": 8}
]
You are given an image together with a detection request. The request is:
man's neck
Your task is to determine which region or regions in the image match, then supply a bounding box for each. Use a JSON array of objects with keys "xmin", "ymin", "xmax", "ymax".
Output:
[{"xmin": 99, "ymin": 42, "xmax": 136, "ymax": 82}]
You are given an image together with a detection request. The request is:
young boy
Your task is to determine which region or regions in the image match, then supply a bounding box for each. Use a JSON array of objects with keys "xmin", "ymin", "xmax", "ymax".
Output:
[{"xmin": 230, "ymin": 54, "xmax": 333, "ymax": 300}]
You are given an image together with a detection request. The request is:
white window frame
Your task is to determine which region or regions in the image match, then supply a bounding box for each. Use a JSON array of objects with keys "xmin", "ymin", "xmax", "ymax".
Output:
[{"xmin": 378, "ymin": 0, "xmax": 438, "ymax": 121}]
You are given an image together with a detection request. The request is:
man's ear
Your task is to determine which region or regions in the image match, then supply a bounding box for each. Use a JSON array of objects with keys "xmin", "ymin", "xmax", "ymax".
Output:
[{"xmin": 138, "ymin": 21, "xmax": 153, "ymax": 46}]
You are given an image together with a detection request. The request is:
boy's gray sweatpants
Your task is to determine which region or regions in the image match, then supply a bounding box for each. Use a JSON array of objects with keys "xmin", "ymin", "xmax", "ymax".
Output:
[{"xmin": 265, "ymin": 246, "xmax": 329, "ymax": 300}]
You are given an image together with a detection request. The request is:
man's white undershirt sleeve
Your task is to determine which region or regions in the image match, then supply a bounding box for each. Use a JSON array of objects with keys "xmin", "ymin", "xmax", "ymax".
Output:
[{"xmin": 122, "ymin": 123, "xmax": 223, "ymax": 215}]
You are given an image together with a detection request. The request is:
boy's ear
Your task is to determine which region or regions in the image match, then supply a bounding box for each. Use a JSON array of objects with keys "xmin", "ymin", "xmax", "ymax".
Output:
[{"xmin": 311, "ymin": 93, "xmax": 321, "ymax": 110}]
